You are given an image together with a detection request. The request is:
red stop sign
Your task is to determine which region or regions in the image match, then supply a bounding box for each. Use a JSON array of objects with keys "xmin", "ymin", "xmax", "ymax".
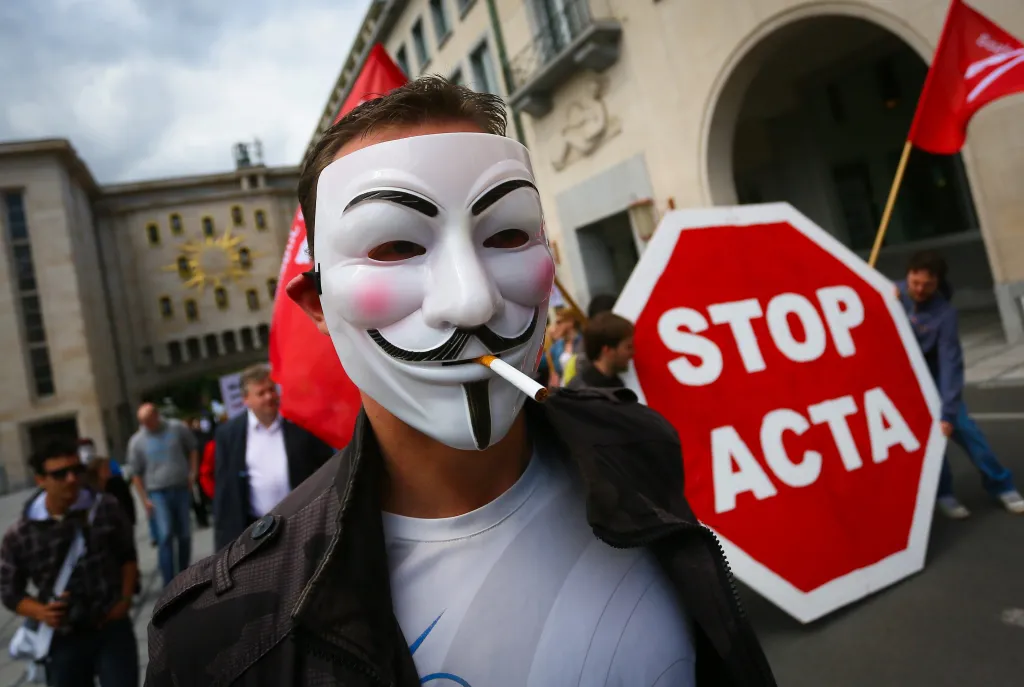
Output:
[{"xmin": 615, "ymin": 204, "xmax": 945, "ymax": 623}]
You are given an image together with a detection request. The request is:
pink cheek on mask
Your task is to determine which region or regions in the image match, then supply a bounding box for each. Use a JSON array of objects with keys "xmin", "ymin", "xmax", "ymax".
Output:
[
  {"xmin": 351, "ymin": 282, "xmax": 394, "ymax": 324},
  {"xmin": 535, "ymin": 258, "xmax": 556, "ymax": 296}
]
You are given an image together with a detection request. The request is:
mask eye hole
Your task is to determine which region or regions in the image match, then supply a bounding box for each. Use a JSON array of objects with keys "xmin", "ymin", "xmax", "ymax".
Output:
[
  {"xmin": 367, "ymin": 241, "xmax": 426, "ymax": 262},
  {"xmin": 483, "ymin": 229, "xmax": 530, "ymax": 249}
]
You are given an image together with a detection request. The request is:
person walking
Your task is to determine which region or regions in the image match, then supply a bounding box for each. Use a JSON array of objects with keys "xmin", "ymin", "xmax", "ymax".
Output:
[
  {"xmin": 897, "ymin": 250, "xmax": 1024, "ymax": 517},
  {"xmin": 567, "ymin": 312, "xmax": 635, "ymax": 390},
  {"xmin": 1, "ymin": 440, "xmax": 139, "ymax": 687},
  {"xmin": 212, "ymin": 364, "xmax": 335, "ymax": 550},
  {"xmin": 127, "ymin": 403, "xmax": 198, "ymax": 585}
]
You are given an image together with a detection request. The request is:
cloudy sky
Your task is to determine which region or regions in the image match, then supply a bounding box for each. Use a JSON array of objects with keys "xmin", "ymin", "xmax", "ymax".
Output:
[{"xmin": 0, "ymin": 0, "xmax": 372, "ymax": 184}]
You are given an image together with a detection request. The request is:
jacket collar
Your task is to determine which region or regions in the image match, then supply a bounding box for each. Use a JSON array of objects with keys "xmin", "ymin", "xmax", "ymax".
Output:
[{"xmin": 291, "ymin": 390, "xmax": 696, "ymax": 681}]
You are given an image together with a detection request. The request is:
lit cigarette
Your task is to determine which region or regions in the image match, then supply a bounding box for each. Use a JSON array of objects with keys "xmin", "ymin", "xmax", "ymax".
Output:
[{"xmin": 477, "ymin": 355, "xmax": 549, "ymax": 403}]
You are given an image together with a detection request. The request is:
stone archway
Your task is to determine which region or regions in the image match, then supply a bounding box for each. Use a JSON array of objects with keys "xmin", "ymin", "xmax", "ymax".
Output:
[{"xmin": 704, "ymin": 7, "xmax": 999, "ymax": 315}]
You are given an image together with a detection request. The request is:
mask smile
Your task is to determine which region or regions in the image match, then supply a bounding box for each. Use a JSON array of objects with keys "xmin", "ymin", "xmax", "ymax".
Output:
[{"xmin": 366, "ymin": 308, "xmax": 539, "ymax": 365}]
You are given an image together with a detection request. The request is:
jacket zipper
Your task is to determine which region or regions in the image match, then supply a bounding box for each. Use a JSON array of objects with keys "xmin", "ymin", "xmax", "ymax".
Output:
[
  {"xmin": 295, "ymin": 630, "xmax": 392, "ymax": 687},
  {"xmin": 595, "ymin": 521, "xmax": 777, "ymax": 685}
]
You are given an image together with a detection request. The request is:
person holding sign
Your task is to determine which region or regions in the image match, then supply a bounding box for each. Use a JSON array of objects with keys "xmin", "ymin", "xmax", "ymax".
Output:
[
  {"xmin": 897, "ymin": 250, "xmax": 1024, "ymax": 517},
  {"xmin": 145, "ymin": 76, "xmax": 776, "ymax": 687}
]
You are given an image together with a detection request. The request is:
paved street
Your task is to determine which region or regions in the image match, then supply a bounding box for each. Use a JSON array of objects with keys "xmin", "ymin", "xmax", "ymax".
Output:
[{"xmin": 0, "ymin": 385, "xmax": 1019, "ymax": 685}]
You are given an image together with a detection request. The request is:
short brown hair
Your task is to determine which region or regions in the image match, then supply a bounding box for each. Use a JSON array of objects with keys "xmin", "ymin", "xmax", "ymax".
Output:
[
  {"xmin": 298, "ymin": 76, "xmax": 508, "ymax": 259},
  {"xmin": 582, "ymin": 312, "xmax": 634, "ymax": 362},
  {"xmin": 239, "ymin": 364, "xmax": 273, "ymax": 395}
]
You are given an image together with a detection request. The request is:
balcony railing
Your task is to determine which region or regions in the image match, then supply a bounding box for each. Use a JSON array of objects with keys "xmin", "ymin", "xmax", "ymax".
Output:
[{"xmin": 506, "ymin": 0, "xmax": 622, "ymax": 118}]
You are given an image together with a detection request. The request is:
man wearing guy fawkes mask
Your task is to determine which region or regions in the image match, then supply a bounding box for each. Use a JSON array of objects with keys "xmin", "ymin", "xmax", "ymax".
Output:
[{"xmin": 145, "ymin": 77, "xmax": 776, "ymax": 687}]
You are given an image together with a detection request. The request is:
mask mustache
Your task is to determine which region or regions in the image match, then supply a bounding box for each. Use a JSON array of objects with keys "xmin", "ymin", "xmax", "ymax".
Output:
[{"xmin": 367, "ymin": 309, "xmax": 539, "ymax": 364}]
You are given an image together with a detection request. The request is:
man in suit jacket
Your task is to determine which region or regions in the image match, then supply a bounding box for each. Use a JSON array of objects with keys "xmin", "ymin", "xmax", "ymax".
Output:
[{"xmin": 213, "ymin": 364, "xmax": 335, "ymax": 550}]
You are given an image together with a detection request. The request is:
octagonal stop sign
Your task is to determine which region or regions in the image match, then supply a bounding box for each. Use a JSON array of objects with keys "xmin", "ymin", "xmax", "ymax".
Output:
[{"xmin": 615, "ymin": 203, "xmax": 946, "ymax": 623}]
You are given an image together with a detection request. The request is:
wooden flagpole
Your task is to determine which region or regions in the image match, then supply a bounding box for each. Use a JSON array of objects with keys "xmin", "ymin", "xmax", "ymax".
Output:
[
  {"xmin": 867, "ymin": 140, "xmax": 913, "ymax": 268},
  {"xmin": 553, "ymin": 273, "xmax": 587, "ymax": 323}
]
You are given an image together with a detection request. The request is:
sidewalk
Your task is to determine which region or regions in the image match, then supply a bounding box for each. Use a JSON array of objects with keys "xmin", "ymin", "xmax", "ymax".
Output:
[
  {"xmin": 962, "ymin": 312, "xmax": 1024, "ymax": 386},
  {"xmin": 0, "ymin": 489, "xmax": 214, "ymax": 685}
]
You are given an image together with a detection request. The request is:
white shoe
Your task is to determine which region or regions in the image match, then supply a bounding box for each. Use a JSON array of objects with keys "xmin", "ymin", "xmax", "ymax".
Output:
[
  {"xmin": 937, "ymin": 496, "xmax": 971, "ymax": 519},
  {"xmin": 998, "ymin": 490, "xmax": 1024, "ymax": 515}
]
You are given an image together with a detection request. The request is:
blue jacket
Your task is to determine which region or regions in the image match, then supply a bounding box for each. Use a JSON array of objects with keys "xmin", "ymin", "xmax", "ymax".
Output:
[{"xmin": 897, "ymin": 280, "xmax": 963, "ymax": 422}]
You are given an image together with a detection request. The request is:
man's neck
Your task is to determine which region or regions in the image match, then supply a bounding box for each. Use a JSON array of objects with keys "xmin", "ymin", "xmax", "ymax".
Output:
[
  {"xmin": 252, "ymin": 410, "xmax": 279, "ymax": 428},
  {"xmin": 44, "ymin": 493, "xmax": 73, "ymax": 518},
  {"xmin": 592, "ymin": 358, "xmax": 617, "ymax": 378},
  {"xmin": 363, "ymin": 395, "xmax": 531, "ymax": 519}
]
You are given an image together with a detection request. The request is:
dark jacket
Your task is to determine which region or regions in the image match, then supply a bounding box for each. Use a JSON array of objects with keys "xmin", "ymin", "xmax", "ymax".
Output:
[
  {"xmin": 212, "ymin": 413, "xmax": 335, "ymax": 551},
  {"xmin": 146, "ymin": 389, "xmax": 776, "ymax": 686},
  {"xmin": 897, "ymin": 280, "xmax": 963, "ymax": 422}
]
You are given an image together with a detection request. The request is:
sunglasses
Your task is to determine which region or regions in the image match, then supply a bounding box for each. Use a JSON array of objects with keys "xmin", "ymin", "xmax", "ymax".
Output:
[{"xmin": 45, "ymin": 464, "xmax": 86, "ymax": 481}]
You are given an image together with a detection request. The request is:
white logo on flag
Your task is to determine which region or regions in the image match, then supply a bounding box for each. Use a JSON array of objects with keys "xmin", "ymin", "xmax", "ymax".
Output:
[
  {"xmin": 294, "ymin": 237, "xmax": 312, "ymax": 265},
  {"xmin": 966, "ymin": 34, "xmax": 1024, "ymax": 103}
]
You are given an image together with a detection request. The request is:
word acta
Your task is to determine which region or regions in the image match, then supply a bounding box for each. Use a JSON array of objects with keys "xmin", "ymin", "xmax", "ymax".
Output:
[{"xmin": 710, "ymin": 387, "xmax": 920, "ymax": 514}]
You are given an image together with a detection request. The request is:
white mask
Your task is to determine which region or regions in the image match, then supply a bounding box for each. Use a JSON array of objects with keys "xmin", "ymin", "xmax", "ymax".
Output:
[{"xmin": 313, "ymin": 132, "xmax": 554, "ymax": 450}]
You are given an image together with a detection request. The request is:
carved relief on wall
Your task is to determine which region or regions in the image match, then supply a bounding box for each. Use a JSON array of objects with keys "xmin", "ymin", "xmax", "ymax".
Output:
[{"xmin": 550, "ymin": 74, "xmax": 622, "ymax": 172}]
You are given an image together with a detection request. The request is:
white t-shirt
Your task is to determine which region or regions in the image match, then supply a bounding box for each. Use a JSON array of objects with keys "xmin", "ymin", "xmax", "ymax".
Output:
[{"xmin": 383, "ymin": 445, "xmax": 696, "ymax": 687}]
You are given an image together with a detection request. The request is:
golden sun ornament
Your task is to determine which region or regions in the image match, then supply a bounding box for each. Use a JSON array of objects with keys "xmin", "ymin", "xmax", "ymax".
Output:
[{"xmin": 163, "ymin": 228, "xmax": 261, "ymax": 290}]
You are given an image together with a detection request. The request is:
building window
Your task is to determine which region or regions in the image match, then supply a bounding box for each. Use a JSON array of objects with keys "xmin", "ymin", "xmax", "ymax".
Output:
[
  {"xmin": 146, "ymin": 222, "xmax": 160, "ymax": 245},
  {"xmin": 204, "ymin": 333, "xmax": 220, "ymax": 357},
  {"xmin": 12, "ymin": 244, "xmax": 37, "ymax": 291},
  {"xmin": 3, "ymin": 190, "xmax": 28, "ymax": 241},
  {"xmin": 4, "ymin": 191, "xmax": 54, "ymax": 397},
  {"xmin": 169, "ymin": 213, "xmax": 183, "ymax": 235},
  {"xmin": 21, "ymin": 295, "xmax": 45, "ymax": 344},
  {"xmin": 186, "ymin": 337, "xmax": 202, "ymax": 360},
  {"xmin": 450, "ymin": 67, "xmax": 465, "ymax": 87},
  {"xmin": 240, "ymin": 327, "xmax": 255, "ymax": 351},
  {"xmin": 238, "ymin": 247, "xmax": 252, "ymax": 269},
  {"xmin": 159, "ymin": 296, "xmax": 173, "ymax": 319},
  {"xmin": 257, "ymin": 323, "xmax": 270, "ymax": 347},
  {"xmin": 202, "ymin": 216, "xmax": 215, "ymax": 238},
  {"xmin": 411, "ymin": 18, "xmax": 429, "ymax": 70},
  {"xmin": 184, "ymin": 299, "xmax": 199, "ymax": 321},
  {"xmin": 470, "ymin": 41, "xmax": 498, "ymax": 94},
  {"xmin": 267, "ymin": 278, "xmax": 278, "ymax": 299},
  {"xmin": 395, "ymin": 45, "xmax": 410, "ymax": 76},
  {"xmin": 223, "ymin": 331, "xmax": 238, "ymax": 354},
  {"xmin": 430, "ymin": 0, "xmax": 451, "ymax": 43},
  {"xmin": 231, "ymin": 205, "xmax": 244, "ymax": 227},
  {"xmin": 214, "ymin": 287, "xmax": 229, "ymax": 309},
  {"xmin": 29, "ymin": 347, "xmax": 54, "ymax": 397},
  {"xmin": 254, "ymin": 209, "xmax": 267, "ymax": 230},
  {"xmin": 246, "ymin": 289, "xmax": 260, "ymax": 311},
  {"xmin": 168, "ymin": 341, "xmax": 183, "ymax": 365},
  {"xmin": 456, "ymin": 0, "xmax": 474, "ymax": 16},
  {"xmin": 176, "ymin": 256, "xmax": 191, "ymax": 279}
]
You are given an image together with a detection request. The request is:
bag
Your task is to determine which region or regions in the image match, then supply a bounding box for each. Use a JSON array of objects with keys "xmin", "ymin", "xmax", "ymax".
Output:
[{"xmin": 8, "ymin": 498, "xmax": 101, "ymax": 661}]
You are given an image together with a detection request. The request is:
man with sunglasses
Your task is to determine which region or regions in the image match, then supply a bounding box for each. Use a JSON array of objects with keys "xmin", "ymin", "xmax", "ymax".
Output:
[{"xmin": 0, "ymin": 439, "xmax": 139, "ymax": 687}]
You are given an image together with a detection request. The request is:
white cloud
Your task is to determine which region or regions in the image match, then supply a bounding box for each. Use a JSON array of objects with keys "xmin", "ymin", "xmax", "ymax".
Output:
[{"xmin": 0, "ymin": 0, "xmax": 372, "ymax": 183}]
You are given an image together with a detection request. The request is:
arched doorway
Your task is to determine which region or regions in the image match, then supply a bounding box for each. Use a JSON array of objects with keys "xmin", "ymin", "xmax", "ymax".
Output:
[{"xmin": 706, "ymin": 13, "xmax": 998, "ymax": 315}]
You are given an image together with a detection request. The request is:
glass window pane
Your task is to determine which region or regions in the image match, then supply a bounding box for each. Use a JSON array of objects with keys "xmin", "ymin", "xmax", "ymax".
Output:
[
  {"xmin": 4, "ymin": 192, "xmax": 28, "ymax": 241},
  {"xmin": 12, "ymin": 244, "xmax": 37, "ymax": 291}
]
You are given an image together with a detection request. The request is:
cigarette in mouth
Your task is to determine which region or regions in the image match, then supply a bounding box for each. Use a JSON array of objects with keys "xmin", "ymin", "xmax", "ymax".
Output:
[{"xmin": 476, "ymin": 355, "xmax": 549, "ymax": 403}]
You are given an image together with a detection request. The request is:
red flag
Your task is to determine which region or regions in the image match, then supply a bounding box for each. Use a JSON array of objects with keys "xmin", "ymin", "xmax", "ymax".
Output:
[
  {"xmin": 269, "ymin": 44, "xmax": 407, "ymax": 448},
  {"xmin": 909, "ymin": 0, "xmax": 1024, "ymax": 154}
]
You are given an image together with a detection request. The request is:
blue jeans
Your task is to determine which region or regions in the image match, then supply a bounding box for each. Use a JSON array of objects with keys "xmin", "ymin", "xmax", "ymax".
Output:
[
  {"xmin": 938, "ymin": 403, "xmax": 1017, "ymax": 499},
  {"xmin": 47, "ymin": 617, "xmax": 138, "ymax": 687},
  {"xmin": 149, "ymin": 486, "xmax": 192, "ymax": 586}
]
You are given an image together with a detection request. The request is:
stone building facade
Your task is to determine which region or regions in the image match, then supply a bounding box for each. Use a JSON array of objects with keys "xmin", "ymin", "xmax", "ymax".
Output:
[
  {"xmin": 312, "ymin": 0, "xmax": 1024, "ymax": 342},
  {"xmin": 0, "ymin": 139, "xmax": 297, "ymax": 488}
]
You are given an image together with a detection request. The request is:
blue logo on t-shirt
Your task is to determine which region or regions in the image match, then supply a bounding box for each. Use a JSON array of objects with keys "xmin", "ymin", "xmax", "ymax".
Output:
[{"xmin": 410, "ymin": 612, "xmax": 472, "ymax": 686}]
